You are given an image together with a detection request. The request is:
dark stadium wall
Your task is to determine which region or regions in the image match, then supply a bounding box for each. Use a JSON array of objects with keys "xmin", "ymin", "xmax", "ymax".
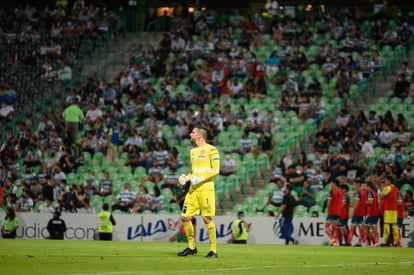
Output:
[{"xmin": 0, "ymin": 0, "xmax": 409, "ymax": 9}]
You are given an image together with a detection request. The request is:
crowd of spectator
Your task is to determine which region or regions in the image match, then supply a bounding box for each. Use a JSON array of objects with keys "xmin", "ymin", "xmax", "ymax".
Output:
[{"xmin": 0, "ymin": 3, "xmax": 414, "ymax": 218}]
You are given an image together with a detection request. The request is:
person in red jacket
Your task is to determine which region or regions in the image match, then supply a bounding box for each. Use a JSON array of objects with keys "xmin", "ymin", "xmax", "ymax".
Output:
[
  {"xmin": 347, "ymin": 179, "xmax": 367, "ymax": 246},
  {"xmin": 364, "ymin": 182, "xmax": 380, "ymax": 246},
  {"xmin": 325, "ymin": 179, "xmax": 342, "ymax": 246},
  {"xmin": 338, "ymin": 184, "xmax": 350, "ymax": 246},
  {"xmin": 380, "ymin": 175, "xmax": 399, "ymax": 247}
]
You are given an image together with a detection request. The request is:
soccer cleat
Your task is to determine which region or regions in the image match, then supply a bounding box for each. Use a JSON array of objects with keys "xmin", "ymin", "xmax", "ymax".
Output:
[
  {"xmin": 353, "ymin": 243, "xmax": 362, "ymax": 247},
  {"xmin": 329, "ymin": 239, "xmax": 337, "ymax": 246},
  {"xmin": 177, "ymin": 247, "xmax": 198, "ymax": 256},
  {"xmin": 205, "ymin": 251, "xmax": 218, "ymax": 258}
]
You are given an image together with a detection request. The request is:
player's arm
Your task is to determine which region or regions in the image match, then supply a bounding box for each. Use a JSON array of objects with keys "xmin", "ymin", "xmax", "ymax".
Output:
[
  {"xmin": 352, "ymin": 198, "xmax": 360, "ymax": 215},
  {"xmin": 326, "ymin": 191, "xmax": 332, "ymax": 208},
  {"xmin": 380, "ymin": 186, "xmax": 391, "ymax": 199},
  {"xmin": 366, "ymin": 193, "xmax": 373, "ymax": 205},
  {"xmin": 189, "ymin": 147, "xmax": 220, "ymax": 185},
  {"xmin": 275, "ymin": 204, "xmax": 286, "ymax": 219}
]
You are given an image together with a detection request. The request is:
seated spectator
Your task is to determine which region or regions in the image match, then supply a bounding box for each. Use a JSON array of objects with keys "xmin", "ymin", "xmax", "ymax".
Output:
[
  {"xmin": 147, "ymin": 161, "xmax": 164, "ymax": 184},
  {"xmin": 359, "ymin": 52, "xmax": 375, "ymax": 78},
  {"xmin": 74, "ymin": 185, "xmax": 88, "ymax": 209},
  {"xmin": 220, "ymin": 152, "xmax": 236, "ymax": 176},
  {"xmin": 282, "ymin": 75, "xmax": 299, "ymax": 97},
  {"xmin": 392, "ymin": 72, "xmax": 410, "ymax": 99},
  {"xmin": 161, "ymin": 166, "xmax": 179, "ymax": 191},
  {"xmin": 0, "ymin": 101, "xmax": 14, "ymax": 122},
  {"xmin": 271, "ymin": 62, "xmax": 289, "ymax": 85},
  {"xmin": 77, "ymin": 198, "xmax": 95, "ymax": 214},
  {"xmin": 97, "ymin": 172, "xmax": 113, "ymax": 197},
  {"xmin": 15, "ymin": 189, "xmax": 33, "ymax": 212},
  {"xmin": 377, "ymin": 124, "xmax": 395, "ymax": 148},
  {"xmin": 125, "ymin": 145, "xmax": 144, "ymax": 172},
  {"xmin": 131, "ymin": 186, "xmax": 151, "ymax": 213},
  {"xmin": 83, "ymin": 172, "xmax": 98, "ymax": 197},
  {"xmin": 392, "ymin": 124, "xmax": 410, "ymax": 150},
  {"xmin": 286, "ymin": 165, "xmax": 306, "ymax": 194},
  {"xmin": 261, "ymin": 177, "xmax": 285, "ymax": 210},
  {"xmin": 38, "ymin": 198, "xmax": 55, "ymax": 213},
  {"xmin": 257, "ymin": 130, "xmax": 274, "ymax": 160},
  {"xmin": 404, "ymin": 190, "xmax": 414, "ymax": 216},
  {"xmin": 22, "ymin": 144, "xmax": 42, "ymax": 168},
  {"xmin": 297, "ymin": 180, "xmax": 316, "ymax": 211},
  {"xmin": 399, "ymin": 162, "xmax": 414, "ymax": 187},
  {"xmin": 149, "ymin": 186, "xmax": 164, "ymax": 213},
  {"xmin": 232, "ymin": 131, "xmax": 252, "ymax": 156},
  {"xmin": 112, "ymin": 183, "xmax": 136, "ymax": 212}
]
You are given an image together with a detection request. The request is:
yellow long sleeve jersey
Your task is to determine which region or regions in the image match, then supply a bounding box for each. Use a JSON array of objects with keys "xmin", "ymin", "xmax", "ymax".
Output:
[{"xmin": 188, "ymin": 144, "xmax": 220, "ymax": 192}]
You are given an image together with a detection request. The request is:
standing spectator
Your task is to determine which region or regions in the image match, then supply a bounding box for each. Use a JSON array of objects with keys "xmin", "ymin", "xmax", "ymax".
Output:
[
  {"xmin": 1, "ymin": 207, "xmax": 19, "ymax": 238},
  {"xmin": 62, "ymin": 99, "xmax": 84, "ymax": 145},
  {"xmin": 97, "ymin": 203, "xmax": 116, "ymax": 241},
  {"xmin": 229, "ymin": 211, "xmax": 248, "ymax": 244},
  {"xmin": 380, "ymin": 176, "xmax": 399, "ymax": 247},
  {"xmin": 111, "ymin": 183, "xmax": 136, "ymax": 212},
  {"xmin": 46, "ymin": 210, "xmax": 67, "ymax": 240},
  {"xmin": 274, "ymin": 184, "xmax": 298, "ymax": 245},
  {"xmin": 325, "ymin": 179, "xmax": 342, "ymax": 246}
]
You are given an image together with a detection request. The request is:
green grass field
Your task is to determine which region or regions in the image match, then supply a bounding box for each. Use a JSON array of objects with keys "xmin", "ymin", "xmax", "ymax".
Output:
[{"xmin": 1, "ymin": 240, "xmax": 413, "ymax": 275}]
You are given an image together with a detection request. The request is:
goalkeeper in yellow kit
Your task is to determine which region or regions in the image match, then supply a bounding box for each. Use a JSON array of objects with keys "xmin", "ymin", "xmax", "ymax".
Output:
[{"xmin": 177, "ymin": 122, "xmax": 220, "ymax": 258}]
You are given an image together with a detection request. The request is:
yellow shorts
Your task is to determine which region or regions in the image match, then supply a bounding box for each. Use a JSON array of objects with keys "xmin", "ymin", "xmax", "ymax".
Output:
[
  {"xmin": 383, "ymin": 210, "xmax": 397, "ymax": 224},
  {"xmin": 182, "ymin": 190, "xmax": 215, "ymax": 217}
]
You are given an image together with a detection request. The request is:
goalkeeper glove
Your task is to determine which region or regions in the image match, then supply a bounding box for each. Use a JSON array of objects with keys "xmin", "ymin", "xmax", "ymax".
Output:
[
  {"xmin": 178, "ymin": 174, "xmax": 189, "ymax": 186},
  {"xmin": 190, "ymin": 175, "xmax": 205, "ymax": 186}
]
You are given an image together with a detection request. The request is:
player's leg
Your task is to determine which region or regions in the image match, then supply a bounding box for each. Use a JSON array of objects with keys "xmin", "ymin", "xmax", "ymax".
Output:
[
  {"xmin": 325, "ymin": 216, "xmax": 334, "ymax": 240},
  {"xmin": 177, "ymin": 192, "xmax": 199, "ymax": 256},
  {"xmin": 200, "ymin": 191, "xmax": 218, "ymax": 258},
  {"xmin": 391, "ymin": 223, "xmax": 399, "ymax": 246},
  {"xmin": 382, "ymin": 223, "xmax": 390, "ymax": 246}
]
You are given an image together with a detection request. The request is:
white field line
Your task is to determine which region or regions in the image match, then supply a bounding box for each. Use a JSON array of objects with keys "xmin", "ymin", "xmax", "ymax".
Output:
[{"xmin": 69, "ymin": 261, "xmax": 414, "ymax": 275}]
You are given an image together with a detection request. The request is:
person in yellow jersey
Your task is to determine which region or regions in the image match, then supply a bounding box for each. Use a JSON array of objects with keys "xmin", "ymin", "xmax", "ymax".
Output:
[
  {"xmin": 97, "ymin": 203, "xmax": 116, "ymax": 241},
  {"xmin": 177, "ymin": 122, "xmax": 220, "ymax": 258},
  {"xmin": 229, "ymin": 211, "xmax": 249, "ymax": 244}
]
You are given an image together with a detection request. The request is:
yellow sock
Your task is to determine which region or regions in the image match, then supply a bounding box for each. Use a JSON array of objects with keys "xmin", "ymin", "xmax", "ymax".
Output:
[
  {"xmin": 391, "ymin": 224, "xmax": 399, "ymax": 246},
  {"xmin": 206, "ymin": 221, "xmax": 217, "ymax": 253},
  {"xmin": 182, "ymin": 221, "xmax": 195, "ymax": 249},
  {"xmin": 382, "ymin": 224, "xmax": 390, "ymax": 245}
]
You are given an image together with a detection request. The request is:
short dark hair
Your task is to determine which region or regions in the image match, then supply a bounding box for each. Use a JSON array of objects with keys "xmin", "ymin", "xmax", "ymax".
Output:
[{"xmin": 103, "ymin": 203, "xmax": 109, "ymax": 211}]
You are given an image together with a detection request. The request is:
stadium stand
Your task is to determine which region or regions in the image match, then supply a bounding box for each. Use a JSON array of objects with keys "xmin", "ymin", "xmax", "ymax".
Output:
[{"xmin": 0, "ymin": 3, "xmax": 414, "ymax": 219}]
